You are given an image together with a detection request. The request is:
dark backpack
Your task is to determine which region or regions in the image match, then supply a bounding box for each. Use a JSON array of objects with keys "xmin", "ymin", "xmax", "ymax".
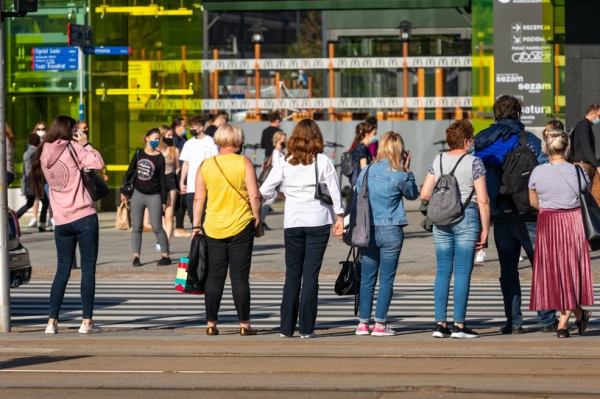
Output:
[
  {"xmin": 340, "ymin": 150, "xmax": 354, "ymax": 177},
  {"xmin": 427, "ymin": 154, "xmax": 474, "ymax": 226},
  {"xmin": 499, "ymin": 131, "xmax": 538, "ymax": 215}
]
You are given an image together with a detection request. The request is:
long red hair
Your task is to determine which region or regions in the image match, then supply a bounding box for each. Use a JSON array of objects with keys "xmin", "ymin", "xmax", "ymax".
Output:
[{"xmin": 285, "ymin": 119, "xmax": 324, "ymax": 166}]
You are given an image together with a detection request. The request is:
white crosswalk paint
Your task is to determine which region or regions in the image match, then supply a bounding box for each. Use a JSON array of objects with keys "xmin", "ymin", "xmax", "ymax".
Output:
[{"xmin": 10, "ymin": 281, "xmax": 600, "ymax": 330}]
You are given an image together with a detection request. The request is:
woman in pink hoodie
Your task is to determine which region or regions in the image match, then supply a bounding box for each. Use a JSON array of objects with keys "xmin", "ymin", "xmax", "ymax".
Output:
[{"xmin": 30, "ymin": 116, "xmax": 105, "ymax": 334}]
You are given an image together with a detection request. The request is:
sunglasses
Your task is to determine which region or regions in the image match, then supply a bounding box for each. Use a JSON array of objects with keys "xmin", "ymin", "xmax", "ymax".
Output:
[{"xmin": 37, "ymin": 128, "xmax": 46, "ymax": 131}]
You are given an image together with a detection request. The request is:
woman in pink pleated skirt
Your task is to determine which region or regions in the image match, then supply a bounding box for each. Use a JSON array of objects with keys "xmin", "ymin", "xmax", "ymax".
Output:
[{"xmin": 528, "ymin": 127, "xmax": 594, "ymax": 338}]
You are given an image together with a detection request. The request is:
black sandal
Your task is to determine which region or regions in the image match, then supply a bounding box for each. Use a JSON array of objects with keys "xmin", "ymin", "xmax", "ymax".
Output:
[
  {"xmin": 577, "ymin": 310, "xmax": 592, "ymax": 335},
  {"xmin": 557, "ymin": 328, "xmax": 570, "ymax": 338}
]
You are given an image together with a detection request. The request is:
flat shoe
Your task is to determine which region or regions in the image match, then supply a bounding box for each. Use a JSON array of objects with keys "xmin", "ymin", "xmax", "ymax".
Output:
[
  {"xmin": 557, "ymin": 328, "xmax": 570, "ymax": 338},
  {"xmin": 45, "ymin": 324, "xmax": 57, "ymax": 334},
  {"xmin": 240, "ymin": 327, "xmax": 257, "ymax": 336},
  {"xmin": 206, "ymin": 327, "xmax": 219, "ymax": 336},
  {"xmin": 577, "ymin": 310, "xmax": 592, "ymax": 335}
]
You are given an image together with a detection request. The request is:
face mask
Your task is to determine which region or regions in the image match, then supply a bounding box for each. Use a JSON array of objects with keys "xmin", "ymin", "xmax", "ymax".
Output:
[
  {"xmin": 36, "ymin": 130, "xmax": 46, "ymax": 138},
  {"xmin": 149, "ymin": 140, "xmax": 160, "ymax": 149},
  {"xmin": 181, "ymin": 129, "xmax": 188, "ymax": 136},
  {"xmin": 280, "ymin": 142, "xmax": 286, "ymax": 150},
  {"xmin": 370, "ymin": 136, "xmax": 378, "ymax": 144},
  {"xmin": 594, "ymin": 119, "xmax": 600, "ymax": 125},
  {"xmin": 235, "ymin": 146, "xmax": 243, "ymax": 155},
  {"xmin": 163, "ymin": 137, "xmax": 174, "ymax": 146},
  {"xmin": 467, "ymin": 145, "xmax": 475, "ymax": 154},
  {"xmin": 190, "ymin": 129, "xmax": 199, "ymax": 137}
]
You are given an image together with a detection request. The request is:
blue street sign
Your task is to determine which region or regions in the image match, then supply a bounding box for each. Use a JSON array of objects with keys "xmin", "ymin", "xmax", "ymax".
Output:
[
  {"xmin": 83, "ymin": 46, "xmax": 131, "ymax": 56},
  {"xmin": 32, "ymin": 47, "xmax": 78, "ymax": 71}
]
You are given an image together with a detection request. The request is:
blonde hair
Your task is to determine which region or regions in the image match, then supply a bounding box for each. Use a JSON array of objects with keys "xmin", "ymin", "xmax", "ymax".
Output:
[
  {"xmin": 544, "ymin": 130, "xmax": 569, "ymax": 159},
  {"xmin": 373, "ymin": 131, "xmax": 405, "ymax": 171},
  {"xmin": 214, "ymin": 123, "xmax": 244, "ymax": 148},
  {"xmin": 272, "ymin": 131, "xmax": 286, "ymax": 146}
]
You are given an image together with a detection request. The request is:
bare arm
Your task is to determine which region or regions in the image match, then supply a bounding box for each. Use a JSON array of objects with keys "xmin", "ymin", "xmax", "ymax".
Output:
[
  {"xmin": 244, "ymin": 157, "xmax": 262, "ymax": 226},
  {"xmin": 175, "ymin": 148, "xmax": 181, "ymax": 174},
  {"xmin": 420, "ymin": 173, "xmax": 436, "ymax": 201},
  {"xmin": 474, "ymin": 175, "xmax": 491, "ymax": 251},
  {"xmin": 180, "ymin": 161, "xmax": 189, "ymax": 194},
  {"xmin": 191, "ymin": 165, "xmax": 207, "ymax": 237},
  {"xmin": 529, "ymin": 189, "xmax": 540, "ymax": 211},
  {"xmin": 360, "ymin": 158, "xmax": 367, "ymax": 169}
]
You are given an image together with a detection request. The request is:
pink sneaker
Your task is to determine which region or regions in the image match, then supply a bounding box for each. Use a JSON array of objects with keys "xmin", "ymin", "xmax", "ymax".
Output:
[
  {"xmin": 371, "ymin": 324, "xmax": 396, "ymax": 336},
  {"xmin": 355, "ymin": 323, "xmax": 370, "ymax": 335}
]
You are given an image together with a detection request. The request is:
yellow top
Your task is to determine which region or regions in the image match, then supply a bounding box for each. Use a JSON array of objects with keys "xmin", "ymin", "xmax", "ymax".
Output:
[{"xmin": 201, "ymin": 154, "xmax": 255, "ymax": 239}]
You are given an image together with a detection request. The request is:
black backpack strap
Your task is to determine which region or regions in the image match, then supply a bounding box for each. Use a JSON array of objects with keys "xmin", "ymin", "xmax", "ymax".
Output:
[
  {"xmin": 518, "ymin": 131, "xmax": 528, "ymax": 147},
  {"xmin": 449, "ymin": 154, "xmax": 468, "ymax": 176},
  {"xmin": 462, "ymin": 188, "xmax": 476, "ymax": 211},
  {"xmin": 439, "ymin": 153, "xmax": 444, "ymax": 175}
]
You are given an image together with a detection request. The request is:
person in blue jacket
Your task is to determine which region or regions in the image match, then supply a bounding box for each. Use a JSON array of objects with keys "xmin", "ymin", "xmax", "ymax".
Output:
[{"xmin": 474, "ymin": 95, "xmax": 558, "ymax": 335}]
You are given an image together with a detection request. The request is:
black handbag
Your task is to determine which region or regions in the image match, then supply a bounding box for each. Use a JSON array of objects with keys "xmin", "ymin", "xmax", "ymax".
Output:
[
  {"xmin": 576, "ymin": 165, "xmax": 600, "ymax": 251},
  {"xmin": 314, "ymin": 156, "xmax": 333, "ymax": 206},
  {"xmin": 334, "ymin": 247, "xmax": 361, "ymax": 316},
  {"xmin": 67, "ymin": 143, "xmax": 109, "ymax": 201},
  {"xmin": 187, "ymin": 233, "xmax": 208, "ymax": 290},
  {"xmin": 120, "ymin": 150, "xmax": 139, "ymax": 199}
]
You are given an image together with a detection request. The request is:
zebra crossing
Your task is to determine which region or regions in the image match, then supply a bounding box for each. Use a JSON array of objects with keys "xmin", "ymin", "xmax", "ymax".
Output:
[{"xmin": 10, "ymin": 280, "xmax": 600, "ymax": 330}]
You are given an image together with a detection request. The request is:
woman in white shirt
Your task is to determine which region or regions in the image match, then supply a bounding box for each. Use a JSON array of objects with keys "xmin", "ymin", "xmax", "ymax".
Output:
[
  {"xmin": 260, "ymin": 119, "xmax": 344, "ymax": 338},
  {"xmin": 261, "ymin": 131, "xmax": 286, "ymax": 229}
]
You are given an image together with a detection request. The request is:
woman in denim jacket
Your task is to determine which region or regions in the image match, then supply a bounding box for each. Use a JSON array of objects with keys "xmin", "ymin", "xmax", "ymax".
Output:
[{"xmin": 352, "ymin": 132, "xmax": 419, "ymax": 336}]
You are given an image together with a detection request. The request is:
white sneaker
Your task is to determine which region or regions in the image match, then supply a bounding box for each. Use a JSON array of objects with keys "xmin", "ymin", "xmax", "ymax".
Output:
[
  {"xmin": 300, "ymin": 332, "xmax": 317, "ymax": 338},
  {"xmin": 47, "ymin": 218, "xmax": 55, "ymax": 228},
  {"xmin": 519, "ymin": 256, "xmax": 524, "ymax": 262},
  {"xmin": 78, "ymin": 323, "xmax": 101, "ymax": 334},
  {"xmin": 45, "ymin": 324, "xmax": 57, "ymax": 334},
  {"xmin": 28, "ymin": 219, "xmax": 38, "ymax": 228},
  {"xmin": 475, "ymin": 250, "xmax": 486, "ymax": 264},
  {"xmin": 280, "ymin": 333, "xmax": 293, "ymax": 338},
  {"xmin": 155, "ymin": 241, "xmax": 161, "ymax": 252}
]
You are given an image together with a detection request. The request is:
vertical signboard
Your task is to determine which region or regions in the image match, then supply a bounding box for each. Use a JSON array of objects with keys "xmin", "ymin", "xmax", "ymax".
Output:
[{"xmin": 494, "ymin": 0, "xmax": 553, "ymax": 126}]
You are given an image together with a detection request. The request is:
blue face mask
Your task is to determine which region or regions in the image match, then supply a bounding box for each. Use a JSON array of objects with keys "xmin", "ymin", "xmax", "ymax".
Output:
[
  {"xmin": 370, "ymin": 136, "xmax": 378, "ymax": 144},
  {"xmin": 149, "ymin": 140, "xmax": 160, "ymax": 149},
  {"xmin": 594, "ymin": 119, "xmax": 600, "ymax": 125},
  {"xmin": 467, "ymin": 145, "xmax": 475, "ymax": 154},
  {"xmin": 181, "ymin": 129, "xmax": 188, "ymax": 136}
]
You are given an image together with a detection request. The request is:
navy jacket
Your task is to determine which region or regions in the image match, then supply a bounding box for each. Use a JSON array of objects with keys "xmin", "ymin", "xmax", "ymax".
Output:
[{"xmin": 474, "ymin": 119, "xmax": 548, "ymax": 216}]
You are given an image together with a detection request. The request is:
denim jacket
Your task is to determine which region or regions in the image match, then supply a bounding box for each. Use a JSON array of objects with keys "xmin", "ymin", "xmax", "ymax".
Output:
[{"xmin": 353, "ymin": 160, "xmax": 419, "ymax": 226}]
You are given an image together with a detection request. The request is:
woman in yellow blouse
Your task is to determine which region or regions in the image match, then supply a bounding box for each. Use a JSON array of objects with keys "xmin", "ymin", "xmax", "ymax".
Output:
[{"xmin": 192, "ymin": 123, "xmax": 262, "ymax": 336}]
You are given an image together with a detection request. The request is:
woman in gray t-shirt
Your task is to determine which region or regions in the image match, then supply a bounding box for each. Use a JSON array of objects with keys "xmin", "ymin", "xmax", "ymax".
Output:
[{"xmin": 421, "ymin": 120, "xmax": 491, "ymax": 340}]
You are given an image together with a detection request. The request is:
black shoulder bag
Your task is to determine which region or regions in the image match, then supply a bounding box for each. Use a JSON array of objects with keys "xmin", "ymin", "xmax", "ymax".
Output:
[
  {"xmin": 334, "ymin": 247, "xmax": 361, "ymax": 316},
  {"xmin": 67, "ymin": 142, "xmax": 109, "ymax": 201},
  {"xmin": 575, "ymin": 165, "xmax": 600, "ymax": 251}
]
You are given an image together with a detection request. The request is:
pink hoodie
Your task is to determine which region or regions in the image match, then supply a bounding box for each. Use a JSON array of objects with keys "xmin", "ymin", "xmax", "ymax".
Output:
[{"xmin": 41, "ymin": 139, "xmax": 105, "ymax": 226}]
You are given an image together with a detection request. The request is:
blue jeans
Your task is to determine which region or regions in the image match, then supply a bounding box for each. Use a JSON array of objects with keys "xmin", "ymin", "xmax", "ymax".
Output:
[
  {"xmin": 493, "ymin": 214, "xmax": 557, "ymax": 328},
  {"xmin": 359, "ymin": 225, "xmax": 404, "ymax": 323},
  {"xmin": 49, "ymin": 214, "xmax": 99, "ymax": 320},
  {"xmin": 280, "ymin": 225, "xmax": 330, "ymax": 336},
  {"xmin": 433, "ymin": 207, "xmax": 479, "ymax": 323}
]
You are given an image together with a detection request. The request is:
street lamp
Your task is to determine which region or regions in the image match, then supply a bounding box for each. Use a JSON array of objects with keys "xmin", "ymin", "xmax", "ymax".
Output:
[
  {"xmin": 249, "ymin": 22, "xmax": 267, "ymax": 116},
  {"xmin": 396, "ymin": 20, "xmax": 412, "ymax": 119}
]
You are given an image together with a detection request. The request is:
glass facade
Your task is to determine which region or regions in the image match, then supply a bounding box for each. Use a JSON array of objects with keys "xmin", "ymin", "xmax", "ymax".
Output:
[{"xmin": 6, "ymin": 0, "xmax": 202, "ymax": 210}]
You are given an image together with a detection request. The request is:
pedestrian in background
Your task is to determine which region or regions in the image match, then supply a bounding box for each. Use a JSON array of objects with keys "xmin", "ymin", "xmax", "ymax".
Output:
[
  {"xmin": 353, "ymin": 132, "xmax": 418, "ymax": 337},
  {"xmin": 5, "ymin": 123, "xmax": 15, "ymax": 186},
  {"xmin": 261, "ymin": 131, "xmax": 286, "ymax": 230},
  {"xmin": 260, "ymin": 119, "xmax": 344, "ymax": 339},
  {"xmin": 192, "ymin": 123, "xmax": 261, "ymax": 336},
  {"xmin": 421, "ymin": 120, "xmax": 490, "ymax": 339},
  {"xmin": 171, "ymin": 117, "xmax": 190, "ymax": 237},
  {"xmin": 26, "ymin": 121, "xmax": 51, "ymax": 229},
  {"xmin": 180, "ymin": 114, "xmax": 219, "ymax": 226},
  {"xmin": 570, "ymin": 104, "xmax": 600, "ymax": 205},
  {"xmin": 204, "ymin": 111, "xmax": 228, "ymax": 137},
  {"xmin": 366, "ymin": 116, "xmax": 379, "ymax": 158},
  {"xmin": 120, "ymin": 127, "xmax": 171, "ymax": 267},
  {"xmin": 158, "ymin": 124, "xmax": 180, "ymax": 242},
  {"xmin": 351, "ymin": 122, "xmax": 377, "ymax": 186},
  {"xmin": 30, "ymin": 115, "xmax": 104, "ymax": 334},
  {"xmin": 16, "ymin": 133, "xmax": 50, "ymax": 232},
  {"xmin": 260, "ymin": 111, "xmax": 283, "ymax": 166},
  {"xmin": 528, "ymin": 129, "xmax": 594, "ymax": 338}
]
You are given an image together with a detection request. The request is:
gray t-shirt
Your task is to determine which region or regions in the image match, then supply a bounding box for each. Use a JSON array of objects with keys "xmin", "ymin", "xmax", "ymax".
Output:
[
  {"xmin": 528, "ymin": 162, "xmax": 591, "ymax": 209},
  {"xmin": 428, "ymin": 153, "xmax": 486, "ymax": 204}
]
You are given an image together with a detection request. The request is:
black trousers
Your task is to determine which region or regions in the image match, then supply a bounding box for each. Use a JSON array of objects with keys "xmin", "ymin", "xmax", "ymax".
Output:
[
  {"xmin": 280, "ymin": 225, "xmax": 331, "ymax": 336},
  {"xmin": 204, "ymin": 222, "xmax": 255, "ymax": 323},
  {"xmin": 16, "ymin": 195, "xmax": 49, "ymax": 223}
]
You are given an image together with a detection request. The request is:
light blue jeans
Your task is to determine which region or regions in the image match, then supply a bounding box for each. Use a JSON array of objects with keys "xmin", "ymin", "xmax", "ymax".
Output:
[
  {"xmin": 359, "ymin": 225, "xmax": 404, "ymax": 324},
  {"xmin": 433, "ymin": 206, "xmax": 479, "ymax": 323}
]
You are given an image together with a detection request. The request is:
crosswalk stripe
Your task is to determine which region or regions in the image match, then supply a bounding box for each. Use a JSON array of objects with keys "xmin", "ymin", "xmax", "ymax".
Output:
[{"xmin": 10, "ymin": 281, "xmax": 600, "ymax": 330}]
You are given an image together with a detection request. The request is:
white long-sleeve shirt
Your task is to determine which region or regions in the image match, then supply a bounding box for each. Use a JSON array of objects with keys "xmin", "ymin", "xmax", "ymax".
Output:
[{"xmin": 260, "ymin": 153, "xmax": 344, "ymax": 229}]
